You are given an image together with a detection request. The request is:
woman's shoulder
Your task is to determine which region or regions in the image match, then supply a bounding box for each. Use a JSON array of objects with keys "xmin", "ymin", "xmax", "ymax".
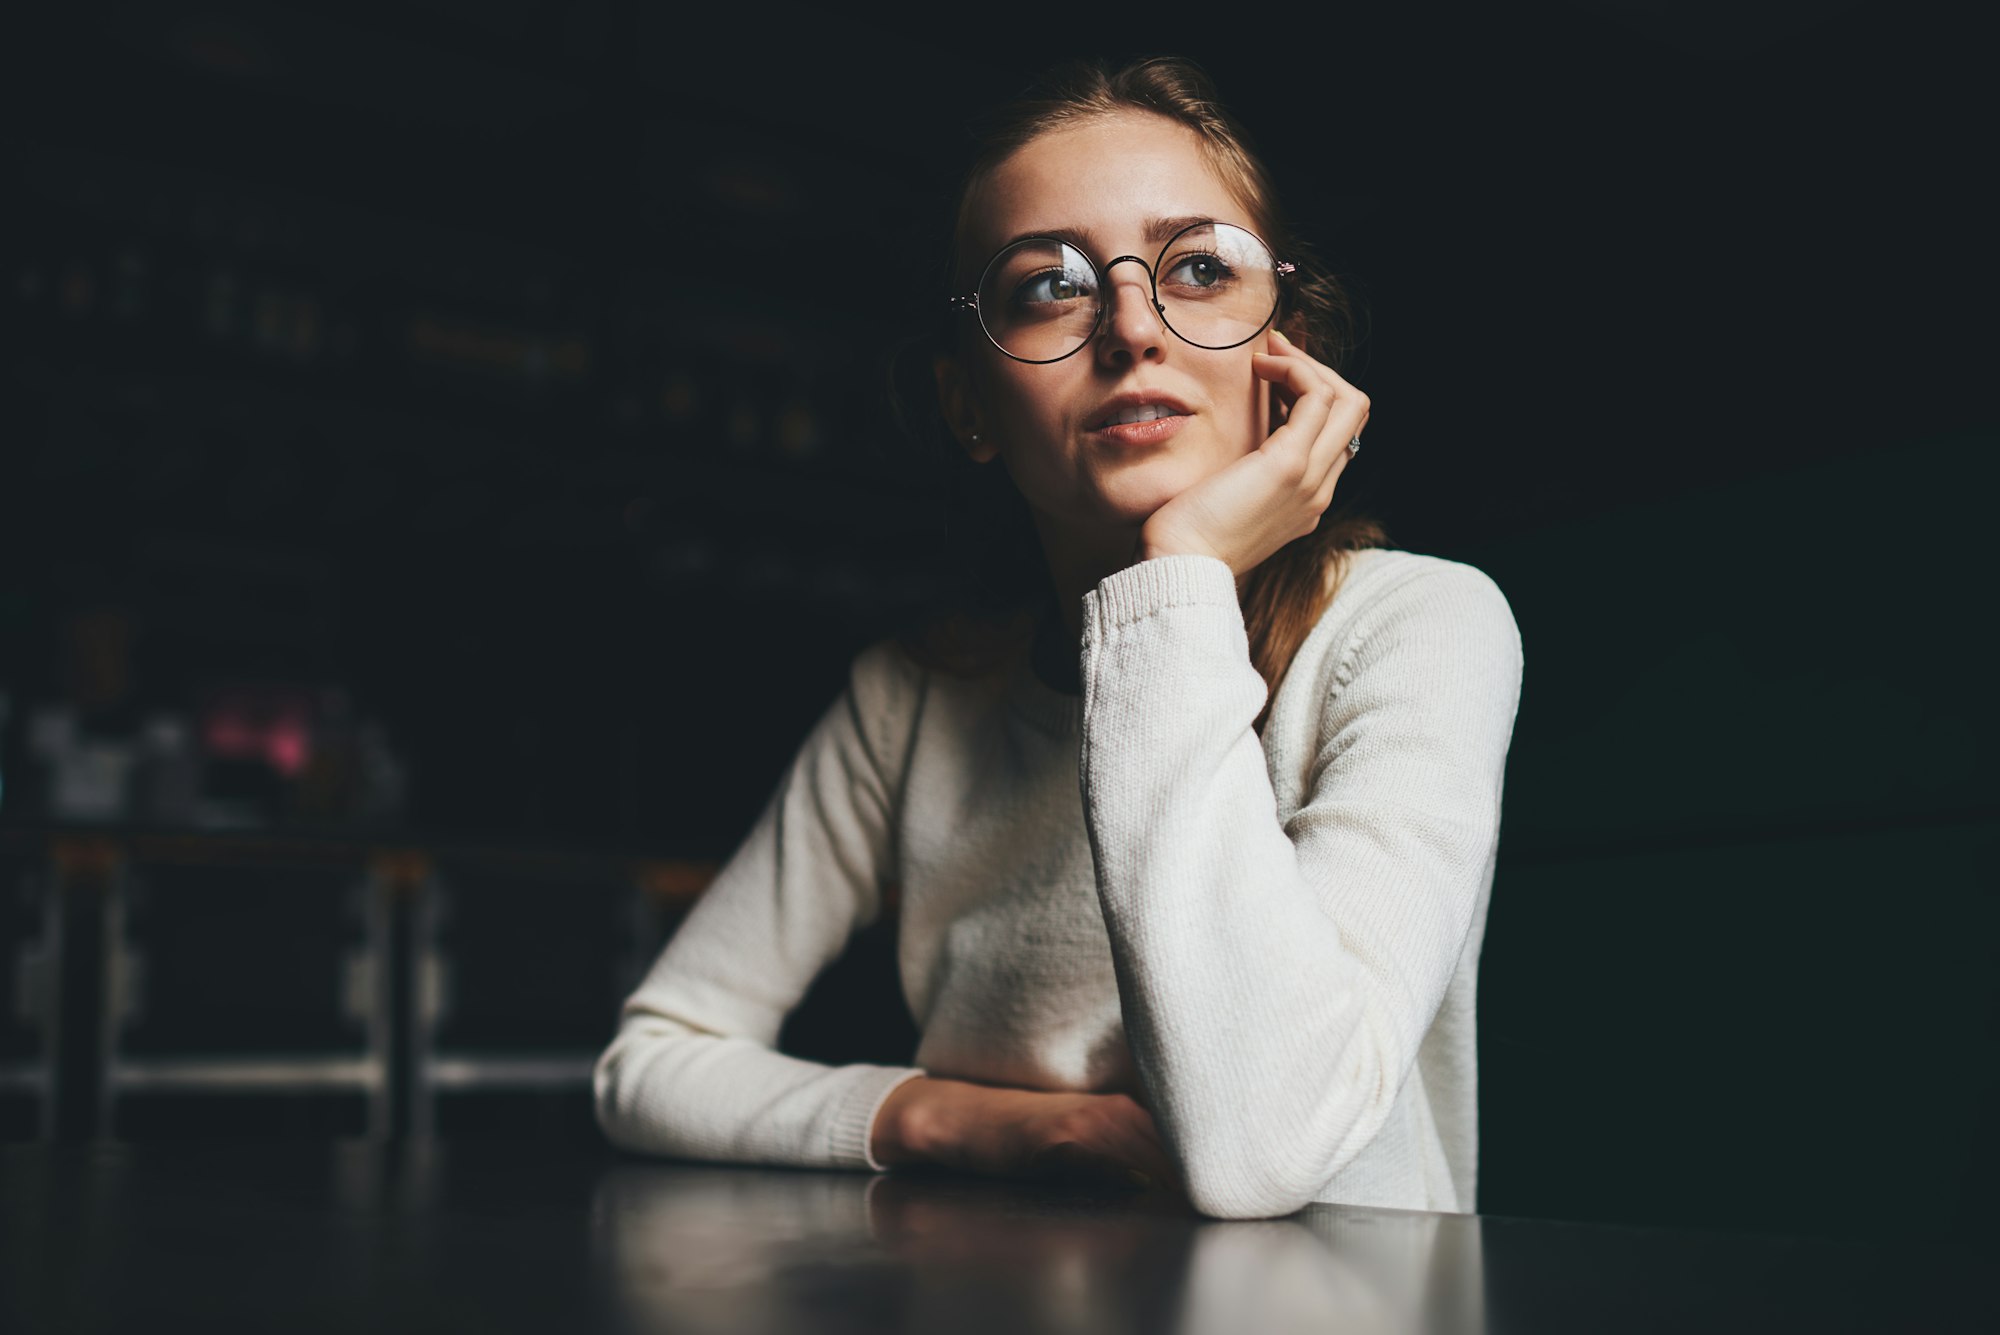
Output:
[
  {"xmin": 1304, "ymin": 546, "xmax": 1522, "ymax": 682},
  {"xmin": 1323, "ymin": 546, "xmax": 1513, "ymax": 613},
  {"xmin": 846, "ymin": 635, "xmax": 933, "ymax": 711}
]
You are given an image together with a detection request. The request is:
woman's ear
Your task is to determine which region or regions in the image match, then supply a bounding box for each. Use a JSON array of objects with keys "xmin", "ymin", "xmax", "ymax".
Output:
[{"xmin": 932, "ymin": 352, "xmax": 998, "ymax": 463}]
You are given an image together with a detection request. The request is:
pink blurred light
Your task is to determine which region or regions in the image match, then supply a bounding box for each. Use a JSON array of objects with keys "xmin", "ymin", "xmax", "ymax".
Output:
[{"xmin": 200, "ymin": 688, "xmax": 316, "ymax": 776}]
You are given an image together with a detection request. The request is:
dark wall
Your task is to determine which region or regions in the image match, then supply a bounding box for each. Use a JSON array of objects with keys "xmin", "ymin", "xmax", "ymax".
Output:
[
  {"xmin": 1466, "ymin": 429, "xmax": 1999, "ymax": 1240},
  {"xmin": 4, "ymin": 1, "xmax": 1991, "ymax": 1241}
]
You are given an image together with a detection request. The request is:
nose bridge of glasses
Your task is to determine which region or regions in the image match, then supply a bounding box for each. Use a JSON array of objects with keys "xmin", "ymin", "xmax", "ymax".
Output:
[{"xmin": 1099, "ymin": 254, "xmax": 1165, "ymax": 322}]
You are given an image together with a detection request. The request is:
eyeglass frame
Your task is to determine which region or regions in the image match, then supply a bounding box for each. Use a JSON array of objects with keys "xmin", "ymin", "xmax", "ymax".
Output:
[{"xmin": 945, "ymin": 219, "xmax": 1298, "ymax": 365}]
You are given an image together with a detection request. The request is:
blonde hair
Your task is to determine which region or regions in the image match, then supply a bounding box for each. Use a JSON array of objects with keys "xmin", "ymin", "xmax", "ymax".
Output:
[{"xmin": 891, "ymin": 56, "xmax": 1388, "ymax": 733}]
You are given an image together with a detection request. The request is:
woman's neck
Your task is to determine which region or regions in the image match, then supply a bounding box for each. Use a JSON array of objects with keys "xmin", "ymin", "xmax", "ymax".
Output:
[
  {"xmin": 1014, "ymin": 512, "xmax": 1126, "ymax": 696},
  {"xmin": 1027, "ymin": 513, "xmax": 1221, "ymax": 697},
  {"xmin": 1028, "ymin": 597, "xmax": 1082, "ymax": 695}
]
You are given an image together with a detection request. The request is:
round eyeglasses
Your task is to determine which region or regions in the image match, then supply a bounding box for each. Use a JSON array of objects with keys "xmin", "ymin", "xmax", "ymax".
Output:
[{"xmin": 947, "ymin": 220, "xmax": 1295, "ymax": 364}]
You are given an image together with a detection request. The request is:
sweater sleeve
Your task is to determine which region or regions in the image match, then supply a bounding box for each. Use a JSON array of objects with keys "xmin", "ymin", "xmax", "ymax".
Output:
[
  {"xmin": 593, "ymin": 640, "xmax": 931, "ymax": 1172},
  {"xmin": 1077, "ymin": 553, "xmax": 1524, "ymax": 1219}
]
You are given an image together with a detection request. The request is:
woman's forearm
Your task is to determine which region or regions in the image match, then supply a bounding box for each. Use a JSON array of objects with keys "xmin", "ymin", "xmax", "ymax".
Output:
[{"xmin": 869, "ymin": 1075, "xmax": 1183, "ymax": 1195}]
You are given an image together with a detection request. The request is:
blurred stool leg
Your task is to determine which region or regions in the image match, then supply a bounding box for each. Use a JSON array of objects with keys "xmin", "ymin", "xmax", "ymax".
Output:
[
  {"xmin": 346, "ymin": 866, "xmax": 392, "ymax": 1143},
  {"xmin": 368, "ymin": 849, "xmax": 431, "ymax": 1143},
  {"xmin": 47, "ymin": 837, "xmax": 120, "ymax": 1140},
  {"xmin": 2, "ymin": 851, "xmax": 59, "ymax": 1139}
]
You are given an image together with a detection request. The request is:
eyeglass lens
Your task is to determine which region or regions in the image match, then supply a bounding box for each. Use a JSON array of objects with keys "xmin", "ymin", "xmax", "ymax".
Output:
[{"xmin": 975, "ymin": 222, "xmax": 1280, "ymax": 363}]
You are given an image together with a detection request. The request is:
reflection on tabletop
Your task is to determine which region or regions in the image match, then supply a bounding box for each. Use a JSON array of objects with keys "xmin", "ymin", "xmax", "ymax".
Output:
[
  {"xmin": 591, "ymin": 1161, "xmax": 1483, "ymax": 1335},
  {"xmin": 8, "ymin": 1142, "xmax": 1983, "ymax": 1334}
]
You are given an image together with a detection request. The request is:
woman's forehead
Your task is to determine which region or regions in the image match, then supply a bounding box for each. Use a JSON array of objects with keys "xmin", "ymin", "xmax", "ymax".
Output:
[{"xmin": 959, "ymin": 111, "xmax": 1249, "ymax": 264}]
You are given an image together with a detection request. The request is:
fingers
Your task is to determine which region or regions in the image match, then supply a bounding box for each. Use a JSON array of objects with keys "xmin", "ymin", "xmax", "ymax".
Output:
[
  {"xmin": 1028, "ymin": 1141, "xmax": 1154, "ymax": 1191},
  {"xmin": 1024, "ymin": 1140, "xmax": 1097, "ymax": 1181},
  {"xmin": 1251, "ymin": 350, "xmax": 1336, "ymax": 460},
  {"xmin": 1251, "ymin": 330, "xmax": 1369, "ymax": 506},
  {"xmin": 1253, "ymin": 333, "xmax": 1366, "ymax": 435},
  {"xmin": 1113, "ymin": 1102, "xmax": 1185, "ymax": 1196},
  {"xmin": 1261, "ymin": 327, "xmax": 1297, "ymax": 424},
  {"xmin": 1016, "ymin": 1094, "xmax": 1188, "ymax": 1199},
  {"xmin": 1025, "ymin": 1132, "xmax": 1181, "ymax": 1197}
]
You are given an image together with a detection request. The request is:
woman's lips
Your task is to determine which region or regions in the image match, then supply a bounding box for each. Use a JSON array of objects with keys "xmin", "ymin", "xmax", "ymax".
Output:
[{"xmin": 1091, "ymin": 413, "xmax": 1189, "ymax": 447}]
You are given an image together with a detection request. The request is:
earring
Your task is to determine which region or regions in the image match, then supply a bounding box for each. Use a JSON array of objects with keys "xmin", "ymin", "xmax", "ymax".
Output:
[{"xmin": 970, "ymin": 432, "xmax": 982, "ymax": 444}]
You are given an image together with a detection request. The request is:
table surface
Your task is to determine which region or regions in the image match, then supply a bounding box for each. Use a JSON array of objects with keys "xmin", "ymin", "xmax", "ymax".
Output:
[{"xmin": 2, "ymin": 1140, "xmax": 1988, "ymax": 1334}]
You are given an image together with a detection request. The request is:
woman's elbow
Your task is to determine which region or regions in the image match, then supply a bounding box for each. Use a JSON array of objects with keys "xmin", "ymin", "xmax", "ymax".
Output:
[
  {"xmin": 1180, "ymin": 1150, "xmax": 1323, "ymax": 1220},
  {"xmin": 1176, "ymin": 1119, "xmax": 1336, "ymax": 1215},
  {"xmin": 592, "ymin": 1031, "xmax": 648, "ymax": 1150},
  {"xmin": 1178, "ymin": 1038, "xmax": 1399, "ymax": 1218}
]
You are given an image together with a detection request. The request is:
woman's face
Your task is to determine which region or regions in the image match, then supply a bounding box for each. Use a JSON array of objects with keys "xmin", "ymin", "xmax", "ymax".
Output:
[{"xmin": 940, "ymin": 109, "xmax": 1274, "ymax": 540}]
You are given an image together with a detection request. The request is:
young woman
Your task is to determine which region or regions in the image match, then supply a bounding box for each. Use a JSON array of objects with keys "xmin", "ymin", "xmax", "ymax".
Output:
[{"xmin": 594, "ymin": 57, "xmax": 1525, "ymax": 1221}]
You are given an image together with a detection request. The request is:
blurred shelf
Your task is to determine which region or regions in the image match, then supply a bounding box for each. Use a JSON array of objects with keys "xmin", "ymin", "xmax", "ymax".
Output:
[
  {"xmin": 0, "ymin": 1066, "xmax": 48, "ymax": 1094},
  {"xmin": 426, "ymin": 1054, "xmax": 595, "ymax": 1091},
  {"xmin": 111, "ymin": 1055, "xmax": 382, "ymax": 1092},
  {"xmin": 0, "ymin": 821, "xmax": 719, "ymax": 900}
]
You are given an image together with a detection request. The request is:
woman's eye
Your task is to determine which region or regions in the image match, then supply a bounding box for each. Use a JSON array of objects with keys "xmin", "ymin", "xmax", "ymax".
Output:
[
  {"xmin": 1164, "ymin": 255, "xmax": 1231, "ymax": 290},
  {"xmin": 1015, "ymin": 269, "xmax": 1094, "ymax": 306}
]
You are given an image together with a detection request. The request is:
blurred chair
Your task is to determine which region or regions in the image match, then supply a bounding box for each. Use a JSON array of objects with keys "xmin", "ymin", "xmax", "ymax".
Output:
[
  {"xmin": 409, "ymin": 854, "xmax": 700, "ymax": 1139},
  {"xmin": 103, "ymin": 843, "xmax": 389, "ymax": 1139},
  {"xmin": 1, "ymin": 847, "xmax": 56, "ymax": 1139}
]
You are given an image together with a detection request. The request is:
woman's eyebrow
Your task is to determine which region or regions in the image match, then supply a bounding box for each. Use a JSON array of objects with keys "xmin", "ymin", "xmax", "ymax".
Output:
[
  {"xmin": 1142, "ymin": 214, "xmax": 1217, "ymax": 245},
  {"xmin": 997, "ymin": 215, "xmax": 1219, "ymax": 254}
]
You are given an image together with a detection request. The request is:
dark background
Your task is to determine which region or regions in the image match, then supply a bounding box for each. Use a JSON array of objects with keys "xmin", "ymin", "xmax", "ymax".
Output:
[{"xmin": 3, "ymin": 0, "xmax": 1993, "ymax": 1243}]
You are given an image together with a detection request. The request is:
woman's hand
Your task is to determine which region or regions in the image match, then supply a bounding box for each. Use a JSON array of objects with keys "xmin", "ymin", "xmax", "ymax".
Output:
[
  {"xmin": 873, "ymin": 1076, "xmax": 1186, "ymax": 1200},
  {"xmin": 1133, "ymin": 327, "xmax": 1370, "ymax": 575}
]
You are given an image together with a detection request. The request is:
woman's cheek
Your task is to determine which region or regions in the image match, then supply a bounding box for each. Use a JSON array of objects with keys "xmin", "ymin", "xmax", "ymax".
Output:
[
  {"xmin": 1210, "ymin": 354, "xmax": 1262, "ymax": 453},
  {"xmin": 1240, "ymin": 381, "xmax": 1269, "ymax": 454}
]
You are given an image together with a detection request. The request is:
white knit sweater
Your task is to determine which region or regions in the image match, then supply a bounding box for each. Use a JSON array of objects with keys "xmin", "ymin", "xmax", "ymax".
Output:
[{"xmin": 595, "ymin": 547, "xmax": 1525, "ymax": 1220}]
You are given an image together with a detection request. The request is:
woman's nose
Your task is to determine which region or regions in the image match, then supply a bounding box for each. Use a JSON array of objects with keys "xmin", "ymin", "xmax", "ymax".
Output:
[{"xmin": 1096, "ymin": 267, "xmax": 1167, "ymax": 365}]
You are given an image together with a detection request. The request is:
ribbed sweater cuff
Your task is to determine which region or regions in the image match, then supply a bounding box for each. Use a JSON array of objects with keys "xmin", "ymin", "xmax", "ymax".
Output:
[
  {"xmin": 832, "ymin": 1066, "xmax": 929, "ymax": 1172},
  {"xmin": 1082, "ymin": 553, "xmax": 1241, "ymax": 634}
]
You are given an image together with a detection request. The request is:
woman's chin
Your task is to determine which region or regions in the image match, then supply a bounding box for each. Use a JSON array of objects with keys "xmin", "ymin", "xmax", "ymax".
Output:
[{"xmin": 1093, "ymin": 471, "xmax": 1205, "ymax": 525}]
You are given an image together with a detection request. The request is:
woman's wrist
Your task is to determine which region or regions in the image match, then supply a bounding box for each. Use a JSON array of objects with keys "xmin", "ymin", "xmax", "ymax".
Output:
[
  {"xmin": 871, "ymin": 1075, "xmax": 1011, "ymax": 1171},
  {"xmin": 870, "ymin": 1075, "xmax": 940, "ymax": 1168}
]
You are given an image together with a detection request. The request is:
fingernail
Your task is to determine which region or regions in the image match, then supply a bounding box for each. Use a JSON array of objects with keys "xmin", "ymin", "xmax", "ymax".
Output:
[
  {"xmin": 1273, "ymin": 328, "xmax": 1290, "ymax": 343},
  {"xmin": 1124, "ymin": 1168, "xmax": 1153, "ymax": 1189}
]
